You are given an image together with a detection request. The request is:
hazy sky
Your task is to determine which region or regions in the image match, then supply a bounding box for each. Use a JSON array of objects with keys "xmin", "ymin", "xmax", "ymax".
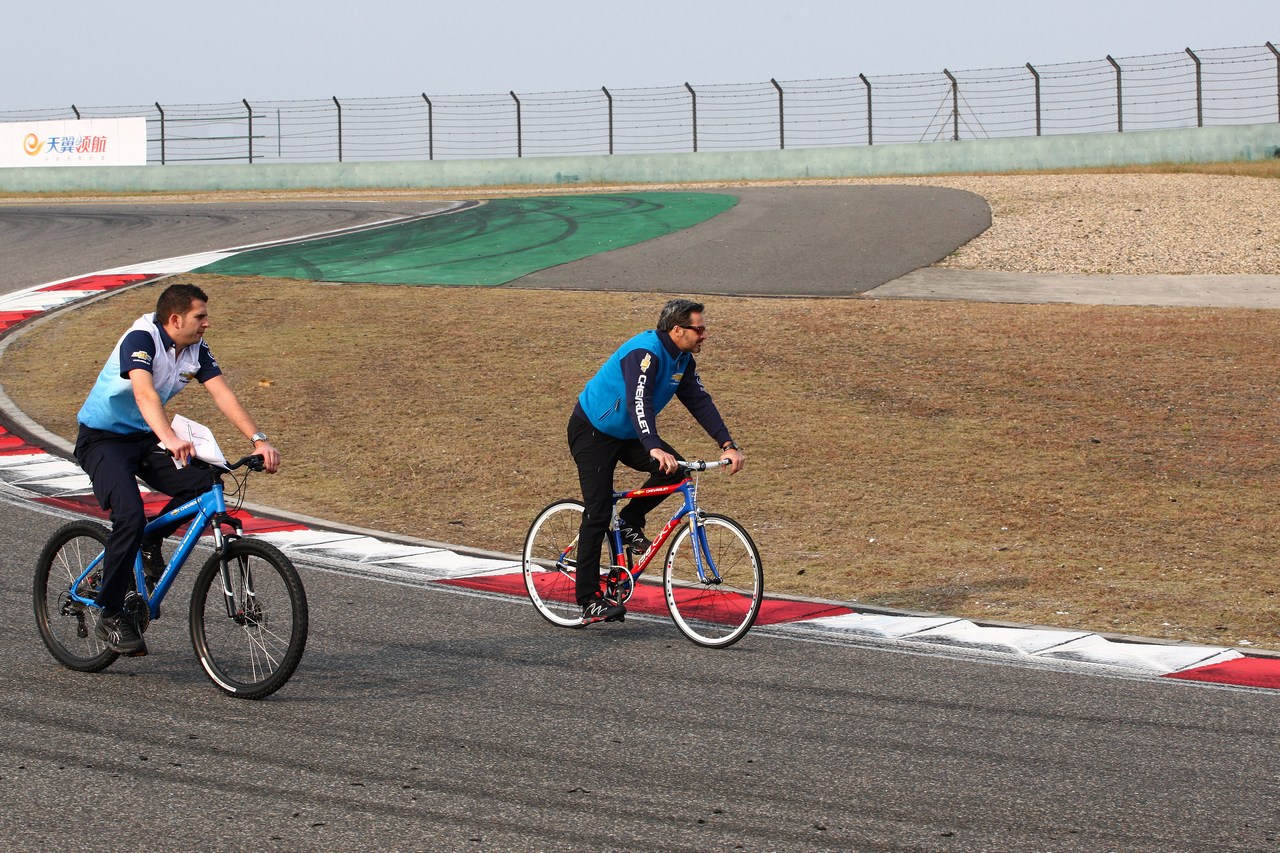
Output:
[{"xmin": 6, "ymin": 1, "xmax": 1277, "ymax": 109}]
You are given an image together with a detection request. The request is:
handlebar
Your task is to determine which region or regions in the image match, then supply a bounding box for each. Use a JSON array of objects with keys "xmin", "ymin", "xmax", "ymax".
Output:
[
  {"xmin": 226, "ymin": 454, "xmax": 266, "ymax": 472},
  {"xmin": 678, "ymin": 459, "xmax": 731, "ymax": 472},
  {"xmin": 179, "ymin": 453, "xmax": 265, "ymax": 472},
  {"xmin": 183, "ymin": 450, "xmax": 264, "ymax": 471}
]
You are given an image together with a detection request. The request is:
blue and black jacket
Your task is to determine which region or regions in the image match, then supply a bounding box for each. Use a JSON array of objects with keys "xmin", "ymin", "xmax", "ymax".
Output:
[{"xmin": 575, "ymin": 329, "xmax": 732, "ymax": 451}]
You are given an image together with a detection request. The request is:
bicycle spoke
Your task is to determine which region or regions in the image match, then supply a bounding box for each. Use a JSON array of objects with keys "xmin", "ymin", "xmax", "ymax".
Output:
[
  {"xmin": 190, "ymin": 540, "xmax": 307, "ymax": 699},
  {"xmin": 524, "ymin": 500, "xmax": 614, "ymax": 628},
  {"xmin": 33, "ymin": 521, "xmax": 118, "ymax": 672},
  {"xmin": 664, "ymin": 514, "xmax": 763, "ymax": 648}
]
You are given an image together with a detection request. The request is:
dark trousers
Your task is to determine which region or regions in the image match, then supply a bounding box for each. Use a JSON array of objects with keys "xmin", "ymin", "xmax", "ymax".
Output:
[
  {"xmin": 74, "ymin": 426, "xmax": 216, "ymax": 612},
  {"xmin": 567, "ymin": 413, "xmax": 683, "ymax": 605}
]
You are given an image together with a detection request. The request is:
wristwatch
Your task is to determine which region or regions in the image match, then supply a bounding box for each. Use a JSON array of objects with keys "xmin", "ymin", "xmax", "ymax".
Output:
[
  {"xmin": 251, "ymin": 432, "xmax": 269, "ymax": 445},
  {"xmin": 722, "ymin": 440, "xmax": 740, "ymax": 451}
]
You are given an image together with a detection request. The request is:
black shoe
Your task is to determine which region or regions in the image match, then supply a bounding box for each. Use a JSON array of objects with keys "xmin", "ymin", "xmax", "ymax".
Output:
[
  {"xmin": 94, "ymin": 610, "xmax": 147, "ymax": 656},
  {"xmin": 140, "ymin": 538, "xmax": 165, "ymax": 588},
  {"xmin": 619, "ymin": 524, "xmax": 652, "ymax": 556},
  {"xmin": 581, "ymin": 595, "xmax": 626, "ymax": 625}
]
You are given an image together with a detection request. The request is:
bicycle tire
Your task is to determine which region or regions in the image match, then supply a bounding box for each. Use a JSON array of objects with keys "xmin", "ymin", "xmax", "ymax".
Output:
[
  {"xmin": 523, "ymin": 499, "xmax": 615, "ymax": 628},
  {"xmin": 189, "ymin": 538, "xmax": 308, "ymax": 699},
  {"xmin": 663, "ymin": 513, "xmax": 763, "ymax": 648},
  {"xmin": 33, "ymin": 520, "xmax": 119, "ymax": 672}
]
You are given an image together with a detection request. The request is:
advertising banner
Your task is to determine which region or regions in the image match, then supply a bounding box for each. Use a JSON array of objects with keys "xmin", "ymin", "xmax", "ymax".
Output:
[{"xmin": 0, "ymin": 117, "xmax": 147, "ymax": 168}]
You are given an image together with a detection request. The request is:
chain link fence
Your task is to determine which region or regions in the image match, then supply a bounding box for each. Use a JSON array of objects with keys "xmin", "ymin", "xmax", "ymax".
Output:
[{"xmin": 3, "ymin": 43, "xmax": 1277, "ymax": 166}]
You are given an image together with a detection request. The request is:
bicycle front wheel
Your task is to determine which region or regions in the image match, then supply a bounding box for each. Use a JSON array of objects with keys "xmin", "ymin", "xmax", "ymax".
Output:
[
  {"xmin": 664, "ymin": 513, "xmax": 763, "ymax": 648},
  {"xmin": 523, "ymin": 499, "xmax": 608, "ymax": 628},
  {"xmin": 33, "ymin": 520, "xmax": 119, "ymax": 672},
  {"xmin": 189, "ymin": 539, "xmax": 308, "ymax": 699}
]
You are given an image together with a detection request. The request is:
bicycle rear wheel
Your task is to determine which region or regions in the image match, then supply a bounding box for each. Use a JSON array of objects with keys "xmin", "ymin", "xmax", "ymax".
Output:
[
  {"xmin": 189, "ymin": 539, "xmax": 308, "ymax": 699},
  {"xmin": 33, "ymin": 520, "xmax": 119, "ymax": 672},
  {"xmin": 663, "ymin": 513, "xmax": 763, "ymax": 648},
  {"xmin": 523, "ymin": 499, "xmax": 614, "ymax": 627}
]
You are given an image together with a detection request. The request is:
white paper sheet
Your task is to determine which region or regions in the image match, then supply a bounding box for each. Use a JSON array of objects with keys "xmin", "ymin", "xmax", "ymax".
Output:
[{"xmin": 162, "ymin": 414, "xmax": 227, "ymax": 469}]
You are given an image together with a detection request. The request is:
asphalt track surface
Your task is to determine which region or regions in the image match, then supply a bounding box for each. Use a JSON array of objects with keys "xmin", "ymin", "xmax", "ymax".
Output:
[
  {"xmin": 0, "ymin": 201, "xmax": 452, "ymax": 293},
  {"xmin": 2, "ymin": 195, "xmax": 1278, "ymax": 852},
  {"xmin": 517, "ymin": 186, "xmax": 993, "ymax": 296}
]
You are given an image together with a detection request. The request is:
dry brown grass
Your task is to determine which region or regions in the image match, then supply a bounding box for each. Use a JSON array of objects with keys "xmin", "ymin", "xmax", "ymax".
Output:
[{"xmin": 5, "ymin": 275, "xmax": 1279, "ymax": 649}]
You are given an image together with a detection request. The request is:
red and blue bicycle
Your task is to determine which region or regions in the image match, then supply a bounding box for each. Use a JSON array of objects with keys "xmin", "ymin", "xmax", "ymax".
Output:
[{"xmin": 522, "ymin": 459, "xmax": 763, "ymax": 648}]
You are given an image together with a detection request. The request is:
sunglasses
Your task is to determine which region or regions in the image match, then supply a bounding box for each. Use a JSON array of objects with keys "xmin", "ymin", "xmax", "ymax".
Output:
[{"xmin": 678, "ymin": 324, "xmax": 707, "ymax": 335}]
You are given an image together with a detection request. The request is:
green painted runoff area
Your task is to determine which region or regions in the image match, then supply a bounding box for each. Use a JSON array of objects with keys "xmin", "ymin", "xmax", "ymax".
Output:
[{"xmin": 196, "ymin": 193, "xmax": 737, "ymax": 286}]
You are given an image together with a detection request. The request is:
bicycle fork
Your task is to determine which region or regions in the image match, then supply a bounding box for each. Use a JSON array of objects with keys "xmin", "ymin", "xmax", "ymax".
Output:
[
  {"xmin": 211, "ymin": 517, "xmax": 258, "ymax": 625},
  {"xmin": 686, "ymin": 511, "xmax": 723, "ymax": 586}
]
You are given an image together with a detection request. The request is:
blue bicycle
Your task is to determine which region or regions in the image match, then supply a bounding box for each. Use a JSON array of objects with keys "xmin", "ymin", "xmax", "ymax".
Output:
[{"xmin": 33, "ymin": 453, "xmax": 308, "ymax": 699}]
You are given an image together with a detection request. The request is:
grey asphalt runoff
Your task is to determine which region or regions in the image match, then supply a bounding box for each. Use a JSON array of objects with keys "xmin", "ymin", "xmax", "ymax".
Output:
[
  {"xmin": 867, "ymin": 267, "xmax": 1280, "ymax": 307},
  {"xmin": 516, "ymin": 184, "xmax": 1280, "ymax": 308},
  {"xmin": 514, "ymin": 185, "xmax": 993, "ymax": 296},
  {"xmin": 0, "ymin": 201, "xmax": 456, "ymax": 293}
]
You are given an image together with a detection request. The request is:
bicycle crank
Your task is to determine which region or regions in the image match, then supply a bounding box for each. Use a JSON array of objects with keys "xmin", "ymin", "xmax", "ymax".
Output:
[
  {"xmin": 122, "ymin": 590, "xmax": 152, "ymax": 634},
  {"xmin": 606, "ymin": 566, "xmax": 636, "ymax": 604}
]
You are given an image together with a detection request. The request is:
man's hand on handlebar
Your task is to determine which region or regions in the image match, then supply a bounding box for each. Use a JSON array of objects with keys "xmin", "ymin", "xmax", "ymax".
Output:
[
  {"xmin": 650, "ymin": 447, "xmax": 679, "ymax": 475},
  {"xmin": 255, "ymin": 440, "xmax": 281, "ymax": 474},
  {"xmin": 720, "ymin": 446, "xmax": 745, "ymax": 475}
]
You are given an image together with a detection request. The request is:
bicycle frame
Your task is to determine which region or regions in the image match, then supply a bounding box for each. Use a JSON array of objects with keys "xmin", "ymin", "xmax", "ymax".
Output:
[
  {"xmin": 608, "ymin": 475, "xmax": 722, "ymax": 585},
  {"xmin": 65, "ymin": 479, "xmax": 242, "ymax": 620}
]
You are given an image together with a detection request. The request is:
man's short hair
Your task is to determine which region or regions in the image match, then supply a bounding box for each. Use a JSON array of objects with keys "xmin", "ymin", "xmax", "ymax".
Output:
[
  {"xmin": 155, "ymin": 283, "xmax": 209, "ymax": 324},
  {"xmin": 656, "ymin": 298, "xmax": 705, "ymax": 332}
]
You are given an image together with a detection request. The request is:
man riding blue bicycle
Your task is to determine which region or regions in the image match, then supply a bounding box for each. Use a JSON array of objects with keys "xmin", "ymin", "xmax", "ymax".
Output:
[
  {"xmin": 74, "ymin": 282, "xmax": 279, "ymax": 656},
  {"xmin": 568, "ymin": 298, "xmax": 744, "ymax": 624}
]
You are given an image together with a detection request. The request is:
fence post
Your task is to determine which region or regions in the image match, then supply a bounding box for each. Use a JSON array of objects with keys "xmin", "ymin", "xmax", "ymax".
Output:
[
  {"xmin": 155, "ymin": 102, "xmax": 165, "ymax": 165},
  {"xmin": 71, "ymin": 105, "xmax": 80, "ymax": 119},
  {"xmin": 333, "ymin": 96, "xmax": 343, "ymax": 162},
  {"xmin": 421, "ymin": 94, "xmax": 433, "ymax": 160},
  {"xmin": 771, "ymin": 78, "xmax": 784, "ymax": 149},
  {"xmin": 1268, "ymin": 42, "xmax": 1280, "ymax": 122},
  {"xmin": 243, "ymin": 99, "xmax": 254, "ymax": 164},
  {"xmin": 602, "ymin": 87, "xmax": 613, "ymax": 154},
  {"xmin": 943, "ymin": 69, "xmax": 959, "ymax": 140},
  {"xmin": 859, "ymin": 74, "xmax": 872, "ymax": 146},
  {"xmin": 511, "ymin": 91, "xmax": 522, "ymax": 157},
  {"xmin": 1185, "ymin": 48, "xmax": 1203, "ymax": 127},
  {"xmin": 680, "ymin": 81, "xmax": 701, "ymax": 151},
  {"xmin": 1026, "ymin": 63, "xmax": 1041, "ymax": 136},
  {"xmin": 1106, "ymin": 55, "xmax": 1123, "ymax": 132}
]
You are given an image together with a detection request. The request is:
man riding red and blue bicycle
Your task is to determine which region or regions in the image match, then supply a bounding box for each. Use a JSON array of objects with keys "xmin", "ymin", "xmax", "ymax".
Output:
[{"xmin": 568, "ymin": 298, "xmax": 745, "ymax": 624}]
